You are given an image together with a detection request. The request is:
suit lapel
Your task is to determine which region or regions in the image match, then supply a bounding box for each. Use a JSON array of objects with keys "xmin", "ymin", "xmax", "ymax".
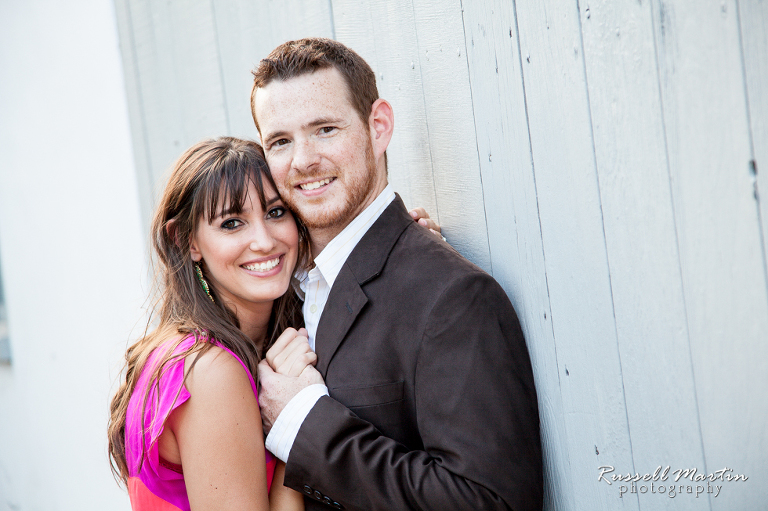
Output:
[
  {"xmin": 313, "ymin": 195, "xmax": 413, "ymax": 377},
  {"xmin": 314, "ymin": 266, "xmax": 367, "ymax": 377}
]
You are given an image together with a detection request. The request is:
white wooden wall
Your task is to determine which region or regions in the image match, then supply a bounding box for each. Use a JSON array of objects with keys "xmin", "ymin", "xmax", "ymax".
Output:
[{"xmin": 114, "ymin": 1, "xmax": 768, "ymax": 509}]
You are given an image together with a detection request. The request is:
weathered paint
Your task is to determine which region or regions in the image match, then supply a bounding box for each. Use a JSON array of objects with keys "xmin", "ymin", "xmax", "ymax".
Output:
[{"xmin": 113, "ymin": 1, "xmax": 768, "ymax": 509}]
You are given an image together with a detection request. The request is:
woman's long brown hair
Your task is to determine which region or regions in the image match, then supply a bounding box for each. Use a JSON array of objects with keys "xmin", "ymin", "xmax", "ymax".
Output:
[{"xmin": 107, "ymin": 137, "xmax": 309, "ymax": 484}]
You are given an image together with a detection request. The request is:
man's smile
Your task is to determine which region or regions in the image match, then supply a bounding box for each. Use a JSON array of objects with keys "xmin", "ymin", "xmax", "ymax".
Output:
[{"xmin": 298, "ymin": 177, "xmax": 335, "ymax": 191}]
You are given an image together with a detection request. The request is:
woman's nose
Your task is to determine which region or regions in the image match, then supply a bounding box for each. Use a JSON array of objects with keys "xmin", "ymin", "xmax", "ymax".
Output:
[{"xmin": 248, "ymin": 220, "xmax": 277, "ymax": 253}]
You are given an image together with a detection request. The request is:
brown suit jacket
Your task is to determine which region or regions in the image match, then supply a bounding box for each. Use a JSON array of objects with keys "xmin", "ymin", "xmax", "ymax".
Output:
[{"xmin": 284, "ymin": 196, "xmax": 543, "ymax": 510}]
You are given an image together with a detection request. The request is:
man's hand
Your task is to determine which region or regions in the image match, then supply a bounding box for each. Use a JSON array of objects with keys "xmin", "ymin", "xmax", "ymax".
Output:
[{"xmin": 257, "ymin": 359, "xmax": 324, "ymax": 435}]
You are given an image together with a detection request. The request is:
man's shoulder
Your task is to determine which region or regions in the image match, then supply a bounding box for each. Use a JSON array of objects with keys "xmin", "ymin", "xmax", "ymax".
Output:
[
  {"xmin": 386, "ymin": 223, "xmax": 504, "ymax": 296},
  {"xmin": 394, "ymin": 223, "xmax": 488, "ymax": 273}
]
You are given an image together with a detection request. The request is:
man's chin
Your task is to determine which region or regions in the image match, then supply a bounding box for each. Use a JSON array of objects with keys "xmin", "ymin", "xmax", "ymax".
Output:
[{"xmin": 294, "ymin": 203, "xmax": 350, "ymax": 231}]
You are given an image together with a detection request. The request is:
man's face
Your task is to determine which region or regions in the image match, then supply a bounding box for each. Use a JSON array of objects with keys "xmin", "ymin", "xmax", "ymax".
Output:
[{"xmin": 254, "ymin": 67, "xmax": 385, "ymax": 235}]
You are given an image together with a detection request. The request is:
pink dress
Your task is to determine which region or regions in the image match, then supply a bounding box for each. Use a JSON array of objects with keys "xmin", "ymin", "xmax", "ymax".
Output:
[{"xmin": 125, "ymin": 335, "xmax": 276, "ymax": 510}]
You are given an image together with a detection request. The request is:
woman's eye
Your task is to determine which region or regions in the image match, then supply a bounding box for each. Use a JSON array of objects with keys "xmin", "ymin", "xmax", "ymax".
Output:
[
  {"xmin": 267, "ymin": 207, "xmax": 286, "ymax": 219},
  {"xmin": 221, "ymin": 218, "xmax": 243, "ymax": 230}
]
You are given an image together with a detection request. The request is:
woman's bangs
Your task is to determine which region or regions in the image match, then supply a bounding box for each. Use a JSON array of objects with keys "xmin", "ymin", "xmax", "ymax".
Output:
[{"xmin": 202, "ymin": 155, "xmax": 271, "ymax": 224}]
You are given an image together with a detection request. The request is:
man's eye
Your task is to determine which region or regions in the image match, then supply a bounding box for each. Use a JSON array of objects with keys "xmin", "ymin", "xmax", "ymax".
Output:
[
  {"xmin": 272, "ymin": 139, "xmax": 290, "ymax": 148},
  {"xmin": 221, "ymin": 218, "xmax": 243, "ymax": 230},
  {"xmin": 320, "ymin": 126, "xmax": 336, "ymax": 134},
  {"xmin": 267, "ymin": 207, "xmax": 286, "ymax": 219}
]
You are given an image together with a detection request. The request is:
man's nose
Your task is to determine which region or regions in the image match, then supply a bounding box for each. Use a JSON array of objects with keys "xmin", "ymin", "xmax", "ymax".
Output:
[
  {"xmin": 291, "ymin": 138, "xmax": 320, "ymax": 173},
  {"xmin": 248, "ymin": 220, "xmax": 277, "ymax": 253}
]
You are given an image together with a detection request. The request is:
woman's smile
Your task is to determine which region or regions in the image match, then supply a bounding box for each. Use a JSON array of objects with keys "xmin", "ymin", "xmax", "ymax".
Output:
[{"xmin": 241, "ymin": 254, "xmax": 284, "ymax": 275}]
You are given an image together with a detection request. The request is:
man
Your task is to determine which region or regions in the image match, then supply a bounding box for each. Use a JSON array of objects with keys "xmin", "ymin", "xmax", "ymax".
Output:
[{"xmin": 252, "ymin": 38, "xmax": 542, "ymax": 510}]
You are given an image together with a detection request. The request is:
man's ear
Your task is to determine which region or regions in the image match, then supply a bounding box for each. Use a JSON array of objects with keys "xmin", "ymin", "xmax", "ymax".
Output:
[{"xmin": 369, "ymin": 98, "xmax": 394, "ymax": 160}]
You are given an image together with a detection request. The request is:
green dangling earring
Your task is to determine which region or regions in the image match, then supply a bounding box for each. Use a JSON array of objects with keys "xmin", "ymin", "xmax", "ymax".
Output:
[{"xmin": 195, "ymin": 262, "xmax": 215, "ymax": 303}]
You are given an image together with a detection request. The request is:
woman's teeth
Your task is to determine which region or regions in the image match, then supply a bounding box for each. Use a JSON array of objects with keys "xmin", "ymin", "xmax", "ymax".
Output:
[
  {"xmin": 243, "ymin": 257, "xmax": 280, "ymax": 272},
  {"xmin": 300, "ymin": 178, "xmax": 332, "ymax": 190}
]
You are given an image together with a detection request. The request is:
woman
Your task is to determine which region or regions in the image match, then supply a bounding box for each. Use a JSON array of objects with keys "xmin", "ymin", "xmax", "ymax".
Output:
[{"xmin": 108, "ymin": 137, "xmax": 438, "ymax": 510}]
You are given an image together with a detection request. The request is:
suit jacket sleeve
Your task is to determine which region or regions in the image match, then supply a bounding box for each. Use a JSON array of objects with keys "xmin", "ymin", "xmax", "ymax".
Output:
[{"xmin": 283, "ymin": 271, "xmax": 543, "ymax": 511}]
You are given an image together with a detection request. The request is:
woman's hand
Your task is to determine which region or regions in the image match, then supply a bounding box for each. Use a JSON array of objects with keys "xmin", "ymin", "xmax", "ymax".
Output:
[
  {"xmin": 266, "ymin": 327, "xmax": 317, "ymax": 377},
  {"xmin": 409, "ymin": 207, "xmax": 443, "ymax": 238}
]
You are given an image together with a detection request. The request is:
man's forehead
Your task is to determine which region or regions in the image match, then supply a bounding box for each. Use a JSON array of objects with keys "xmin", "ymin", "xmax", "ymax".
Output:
[{"xmin": 255, "ymin": 68, "xmax": 353, "ymax": 115}]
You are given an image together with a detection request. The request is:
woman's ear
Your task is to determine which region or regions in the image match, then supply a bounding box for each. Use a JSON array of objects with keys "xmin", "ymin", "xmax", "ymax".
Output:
[
  {"xmin": 189, "ymin": 234, "xmax": 202, "ymax": 262},
  {"xmin": 167, "ymin": 219, "xmax": 202, "ymax": 261}
]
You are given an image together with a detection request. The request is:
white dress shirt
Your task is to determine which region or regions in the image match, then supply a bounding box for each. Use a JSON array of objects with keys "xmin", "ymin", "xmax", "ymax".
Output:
[{"xmin": 265, "ymin": 185, "xmax": 397, "ymax": 462}]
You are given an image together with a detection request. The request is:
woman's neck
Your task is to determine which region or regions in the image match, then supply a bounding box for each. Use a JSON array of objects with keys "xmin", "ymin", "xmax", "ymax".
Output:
[{"xmin": 232, "ymin": 300, "xmax": 274, "ymax": 350}]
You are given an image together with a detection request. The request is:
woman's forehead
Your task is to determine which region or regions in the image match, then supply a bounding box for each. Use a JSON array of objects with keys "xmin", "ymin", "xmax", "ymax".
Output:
[{"xmin": 212, "ymin": 177, "xmax": 279, "ymax": 216}]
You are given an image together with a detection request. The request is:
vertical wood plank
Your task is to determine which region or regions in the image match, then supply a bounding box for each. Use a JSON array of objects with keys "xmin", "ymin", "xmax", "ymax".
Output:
[
  {"xmin": 123, "ymin": 0, "xmax": 229, "ymax": 200},
  {"xmin": 737, "ymin": 0, "xmax": 768, "ymax": 298},
  {"xmin": 212, "ymin": 0, "xmax": 335, "ymax": 141},
  {"xmin": 512, "ymin": 2, "xmax": 640, "ymax": 509},
  {"xmin": 113, "ymin": 0, "xmax": 154, "ymax": 231},
  {"xmin": 333, "ymin": 0, "xmax": 491, "ymax": 270},
  {"xmin": 651, "ymin": 1, "xmax": 768, "ymax": 508},
  {"xmin": 331, "ymin": 0, "xmax": 438, "ymax": 225},
  {"xmin": 459, "ymin": 3, "xmax": 571, "ymax": 508},
  {"xmin": 580, "ymin": 2, "xmax": 712, "ymax": 510},
  {"xmin": 408, "ymin": 0, "xmax": 491, "ymax": 269}
]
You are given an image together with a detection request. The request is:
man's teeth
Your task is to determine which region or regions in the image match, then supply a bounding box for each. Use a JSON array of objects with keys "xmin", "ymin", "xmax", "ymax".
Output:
[
  {"xmin": 300, "ymin": 178, "xmax": 332, "ymax": 190},
  {"xmin": 243, "ymin": 257, "xmax": 280, "ymax": 272}
]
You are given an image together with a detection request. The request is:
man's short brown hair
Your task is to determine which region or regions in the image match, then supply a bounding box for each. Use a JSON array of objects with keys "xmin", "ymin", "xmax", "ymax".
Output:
[{"xmin": 251, "ymin": 38, "xmax": 379, "ymax": 131}]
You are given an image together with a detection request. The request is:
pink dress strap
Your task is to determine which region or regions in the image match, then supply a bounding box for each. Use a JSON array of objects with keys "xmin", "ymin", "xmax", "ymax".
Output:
[{"xmin": 124, "ymin": 335, "xmax": 275, "ymax": 510}]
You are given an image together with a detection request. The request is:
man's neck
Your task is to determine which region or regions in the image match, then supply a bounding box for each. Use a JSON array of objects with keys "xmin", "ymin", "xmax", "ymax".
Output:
[{"xmin": 309, "ymin": 181, "xmax": 388, "ymax": 259}]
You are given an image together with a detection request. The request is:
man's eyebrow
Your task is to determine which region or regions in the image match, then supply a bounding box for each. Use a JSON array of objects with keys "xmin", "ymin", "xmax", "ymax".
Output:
[{"xmin": 305, "ymin": 117, "xmax": 344, "ymax": 128}]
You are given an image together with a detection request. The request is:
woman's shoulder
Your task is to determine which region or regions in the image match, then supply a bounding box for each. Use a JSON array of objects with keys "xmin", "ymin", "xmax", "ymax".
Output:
[{"xmin": 182, "ymin": 340, "xmax": 258, "ymax": 399}]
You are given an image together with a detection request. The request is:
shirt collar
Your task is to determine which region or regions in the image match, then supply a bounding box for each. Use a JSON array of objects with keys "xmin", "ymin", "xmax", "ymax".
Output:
[{"xmin": 306, "ymin": 184, "xmax": 396, "ymax": 290}]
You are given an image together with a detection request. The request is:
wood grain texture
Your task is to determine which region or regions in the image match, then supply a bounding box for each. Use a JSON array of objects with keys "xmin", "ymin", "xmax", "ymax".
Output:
[
  {"xmin": 513, "ymin": 2, "xmax": 640, "ymax": 509},
  {"xmin": 406, "ymin": 0, "xmax": 492, "ymax": 270},
  {"xmin": 580, "ymin": 1, "xmax": 710, "ymax": 509},
  {"xmin": 212, "ymin": 0, "xmax": 335, "ymax": 141},
  {"xmin": 330, "ymin": 0, "xmax": 439, "ymax": 223},
  {"xmin": 737, "ymin": 0, "xmax": 768, "ymax": 302},
  {"xmin": 460, "ymin": 2, "xmax": 570, "ymax": 508},
  {"xmin": 110, "ymin": 1, "xmax": 768, "ymax": 508},
  {"xmin": 332, "ymin": 0, "xmax": 492, "ymax": 271},
  {"xmin": 651, "ymin": 1, "xmax": 768, "ymax": 509},
  {"xmin": 113, "ymin": 0, "xmax": 154, "ymax": 231},
  {"xmin": 121, "ymin": 0, "xmax": 229, "ymax": 205}
]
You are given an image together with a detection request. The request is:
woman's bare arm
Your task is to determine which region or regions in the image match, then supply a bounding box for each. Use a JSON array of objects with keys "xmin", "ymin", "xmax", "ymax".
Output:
[
  {"xmin": 166, "ymin": 347, "xmax": 285, "ymax": 510},
  {"xmin": 269, "ymin": 461, "xmax": 304, "ymax": 510}
]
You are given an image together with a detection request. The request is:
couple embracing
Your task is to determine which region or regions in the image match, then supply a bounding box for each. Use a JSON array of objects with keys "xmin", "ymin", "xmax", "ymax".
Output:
[{"xmin": 108, "ymin": 38, "xmax": 543, "ymax": 511}]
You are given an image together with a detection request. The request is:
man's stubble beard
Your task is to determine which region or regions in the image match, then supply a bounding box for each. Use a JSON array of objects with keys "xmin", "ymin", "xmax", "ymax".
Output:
[{"xmin": 282, "ymin": 139, "xmax": 378, "ymax": 232}]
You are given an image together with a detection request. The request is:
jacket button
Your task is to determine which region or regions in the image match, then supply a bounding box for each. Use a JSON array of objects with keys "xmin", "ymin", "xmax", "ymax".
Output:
[
  {"xmin": 333, "ymin": 502, "xmax": 344, "ymax": 509},
  {"xmin": 323, "ymin": 496, "xmax": 332, "ymax": 505},
  {"xmin": 303, "ymin": 485, "xmax": 312, "ymax": 495},
  {"xmin": 314, "ymin": 490, "xmax": 323, "ymax": 500}
]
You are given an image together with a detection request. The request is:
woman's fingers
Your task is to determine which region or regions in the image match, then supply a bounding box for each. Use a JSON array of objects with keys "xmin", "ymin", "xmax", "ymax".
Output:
[
  {"xmin": 265, "ymin": 328, "xmax": 298, "ymax": 369},
  {"xmin": 276, "ymin": 342, "xmax": 316, "ymax": 377},
  {"xmin": 409, "ymin": 206, "xmax": 442, "ymax": 234}
]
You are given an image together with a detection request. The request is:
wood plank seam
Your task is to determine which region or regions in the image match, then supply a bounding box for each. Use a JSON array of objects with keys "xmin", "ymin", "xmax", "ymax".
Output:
[
  {"xmin": 574, "ymin": 2, "xmax": 640, "ymax": 505},
  {"xmin": 458, "ymin": 0, "xmax": 495, "ymax": 275}
]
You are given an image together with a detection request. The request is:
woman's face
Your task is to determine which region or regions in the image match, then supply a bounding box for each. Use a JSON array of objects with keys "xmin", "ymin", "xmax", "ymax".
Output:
[{"xmin": 190, "ymin": 180, "xmax": 299, "ymax": 312}]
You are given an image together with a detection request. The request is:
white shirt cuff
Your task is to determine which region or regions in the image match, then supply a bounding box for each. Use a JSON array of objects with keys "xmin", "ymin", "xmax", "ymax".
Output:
[{"xmin": 265, "ymin": 383, "xmax": 328, "ymax": 463}]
